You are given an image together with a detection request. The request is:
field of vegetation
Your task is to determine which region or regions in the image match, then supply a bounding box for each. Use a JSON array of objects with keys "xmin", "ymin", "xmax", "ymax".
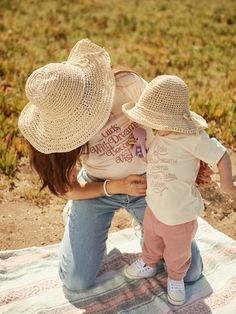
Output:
[{"xmin": 0, "ymin": 0, "xmax": 236, "ymax": 176}]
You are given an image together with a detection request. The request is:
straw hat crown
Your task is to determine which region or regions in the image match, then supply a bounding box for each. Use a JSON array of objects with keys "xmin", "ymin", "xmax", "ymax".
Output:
[
  {"xmin": 19, "ymin": 39, "xmax": 115, "ymax": 153},
  {"xmin": 25, "ymin": 63, "xmax": 86, "ymax": 119},
  {"xmin": 139, "ymin": 75, "xmax": 189, "ymax": 117},
  {"xmin": 122, "ymin": 75, "xmax": 208, "ymax": 134}
]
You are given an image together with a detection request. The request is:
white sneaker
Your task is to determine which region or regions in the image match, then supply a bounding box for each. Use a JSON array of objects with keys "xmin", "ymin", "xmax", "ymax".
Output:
[
  {"xmin": 124, "ymin": 259, "xmax": 157, "ymax": 279},
  {"xmin": 167, "ymin": 278, "xmax": 185, "ymax": 305}
]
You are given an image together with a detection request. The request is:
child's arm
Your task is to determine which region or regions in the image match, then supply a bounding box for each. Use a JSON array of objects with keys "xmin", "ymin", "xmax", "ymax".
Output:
[{"xmin": 217, "ymin": 151, "xmax": 236, "ymax": 194}]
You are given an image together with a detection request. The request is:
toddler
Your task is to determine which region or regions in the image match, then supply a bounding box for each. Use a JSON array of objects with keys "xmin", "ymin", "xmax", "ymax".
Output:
[{"xmin": 122, "ymin": 75, "xmax": 236, "ymax": 305}]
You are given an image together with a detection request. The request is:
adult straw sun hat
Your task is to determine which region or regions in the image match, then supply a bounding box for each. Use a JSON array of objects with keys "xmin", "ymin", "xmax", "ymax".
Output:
[
  {"xmin": 18, "ymin": 39, "xmax": 115, "ymax": 154},
  {"xmin": 122, "ymin": 75, "xmax": 208, "ymax": 134}
]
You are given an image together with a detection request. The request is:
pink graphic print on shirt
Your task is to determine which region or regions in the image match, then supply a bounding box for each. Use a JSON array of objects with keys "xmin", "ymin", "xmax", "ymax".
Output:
[
  {"xmin": 89, "ymin": 121, "xmax": 139, "ymax": 163},
  {"xmin": 148, "ymin": 144, "xmax": 177, "ymax": 193}
]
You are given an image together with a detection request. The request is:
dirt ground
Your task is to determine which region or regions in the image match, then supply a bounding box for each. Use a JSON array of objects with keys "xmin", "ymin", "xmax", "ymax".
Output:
[{"xmin": 0, "ymin": 150, "xmax": 235, "ymax": 250}]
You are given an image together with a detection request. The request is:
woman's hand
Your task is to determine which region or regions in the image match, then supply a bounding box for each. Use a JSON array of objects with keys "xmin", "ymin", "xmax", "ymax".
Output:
[
  {"xmin": 111, "ymin": 174, "xmax": 147, "ymax": 196},
  {"xmin": 123, "ymin": 174, "xmax": 147, "ymax": 196},
  {"xmin": 65, "ymin": 173, "xmax": 147, "ymax": 200},
  {"xmin": 196, "ymin": 161, "xmax": 213, "ymax": 187}
]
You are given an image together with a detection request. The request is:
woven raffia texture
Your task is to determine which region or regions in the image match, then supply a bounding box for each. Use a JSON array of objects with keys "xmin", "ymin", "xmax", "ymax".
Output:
[
  {"xmin": 122, "ymin": 75, "xmax": 207, "ymax": 133},
  {"xmin": 18, "ymin": 39, "xmax": 115, "ymax": 153}
]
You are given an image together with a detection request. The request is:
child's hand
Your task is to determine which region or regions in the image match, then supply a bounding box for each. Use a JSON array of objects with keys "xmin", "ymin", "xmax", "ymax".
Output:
[
  {"xmin": 196, "ymin": 161, "xmax": 213, "ymax": 187},
  {"xmin": 132, "ymin": 128, "xmax": 147, "ymax": 158},
  {"xmin": 127, "ymin": 134, "xmax": 136, "ymax": 153},
  {"xmin": 127, "ymin": 134, "xmax": 147, "ymax": 161}
]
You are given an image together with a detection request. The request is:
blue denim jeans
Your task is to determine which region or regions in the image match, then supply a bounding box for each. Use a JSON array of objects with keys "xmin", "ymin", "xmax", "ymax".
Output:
[{"xmin": 58, "ymin": 171, "xmax": 203, "ymax": 291}]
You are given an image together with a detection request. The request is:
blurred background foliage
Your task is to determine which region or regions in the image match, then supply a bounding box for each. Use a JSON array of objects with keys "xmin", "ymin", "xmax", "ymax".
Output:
[{"xmin": 0, "ymin": 0, "xmax": 235, "ymax": 176}]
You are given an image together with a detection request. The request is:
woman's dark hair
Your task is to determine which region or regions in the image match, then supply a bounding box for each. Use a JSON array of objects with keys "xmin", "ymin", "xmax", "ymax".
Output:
[{"xmin": 27, "ymin": 141, "xmax": 87, "ymax": 196}]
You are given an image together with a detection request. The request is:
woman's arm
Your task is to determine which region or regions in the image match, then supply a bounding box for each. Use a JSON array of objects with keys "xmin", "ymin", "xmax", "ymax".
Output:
[
  {"xmin": 217, "ymin": 151, "xmax": 236, "ymax": 194},
  {"xmin": 65, "ymin": 174, "xmax": 147, "ymax": 200}
]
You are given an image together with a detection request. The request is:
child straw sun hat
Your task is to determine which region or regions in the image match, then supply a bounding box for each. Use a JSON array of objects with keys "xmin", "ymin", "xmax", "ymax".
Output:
[
  {"xmin": 18, "ymin": 39, "xmax": 115, "ymax": 154},
  {"xmin": 122, "ymin": 75, "xmax": 207, "ymax": 134}
]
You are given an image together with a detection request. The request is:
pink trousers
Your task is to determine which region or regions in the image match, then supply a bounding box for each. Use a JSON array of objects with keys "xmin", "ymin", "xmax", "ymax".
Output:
[{"xmin": 142, "ymin": 207, "xmax": 198, "ymax": 281}]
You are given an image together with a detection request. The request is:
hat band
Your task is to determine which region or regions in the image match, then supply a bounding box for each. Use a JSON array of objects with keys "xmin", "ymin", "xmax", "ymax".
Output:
[{"xmin": 137, "ymin": 104, "xmax": 190, "ymax": 120}]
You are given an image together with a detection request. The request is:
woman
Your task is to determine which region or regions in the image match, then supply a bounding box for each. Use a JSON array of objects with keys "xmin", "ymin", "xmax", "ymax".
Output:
[{"xmin": 18, "ymin": 39, "xmax": 209, "ymax": 292}]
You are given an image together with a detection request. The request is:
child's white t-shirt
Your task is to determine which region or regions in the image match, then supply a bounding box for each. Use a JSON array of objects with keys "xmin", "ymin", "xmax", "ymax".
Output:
[
  {"xmin": 82, "ymin": 72, "xmax": 154, "ymax": 180},
  {"xmin": 146, "ymin": 131, "xmax": 226, "ymax": 225}
]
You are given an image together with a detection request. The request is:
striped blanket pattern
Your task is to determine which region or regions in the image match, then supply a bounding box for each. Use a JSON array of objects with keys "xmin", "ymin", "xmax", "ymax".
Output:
[{"xmin": 0, "ymin": 218, "xmax": 235, "ymax": 314}]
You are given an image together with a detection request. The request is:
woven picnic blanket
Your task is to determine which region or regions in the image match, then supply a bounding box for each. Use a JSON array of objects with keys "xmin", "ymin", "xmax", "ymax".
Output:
[{"xmin": 0, "ymin": 218, "xmax": 235, "ymax": 314}]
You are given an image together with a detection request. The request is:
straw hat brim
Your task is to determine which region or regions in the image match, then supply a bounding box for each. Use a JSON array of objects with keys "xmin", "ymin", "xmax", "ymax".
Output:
[
  {"xmin": 19, "ymin": 93, "xmax": 112, "ymax": 154},
  {"xmin": 122, "ymin": 102, "xmax": 208, "ymax": 134},
  {"xmin": 19, "ymin": 47, "xmax": 115, "ymax": 154}
]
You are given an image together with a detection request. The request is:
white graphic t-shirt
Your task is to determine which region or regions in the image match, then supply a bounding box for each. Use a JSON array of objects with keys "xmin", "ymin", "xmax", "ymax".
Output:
[
  {"xmin": 82, "ymin": 72, "xmax": 154, "ymax": 180},
  {"xmin": 146, "ymin": 131, "xmax": 226, "ymax": 225}
]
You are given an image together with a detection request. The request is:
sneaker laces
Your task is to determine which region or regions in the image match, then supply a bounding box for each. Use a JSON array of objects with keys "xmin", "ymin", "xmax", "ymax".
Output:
[
  {"xmin": 168, "ymin": 280, "xmax": 184, "ymax": 291},
  {"xmin": 134, "ymin": 259, "xmax": 152, "ymax": 272}
]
